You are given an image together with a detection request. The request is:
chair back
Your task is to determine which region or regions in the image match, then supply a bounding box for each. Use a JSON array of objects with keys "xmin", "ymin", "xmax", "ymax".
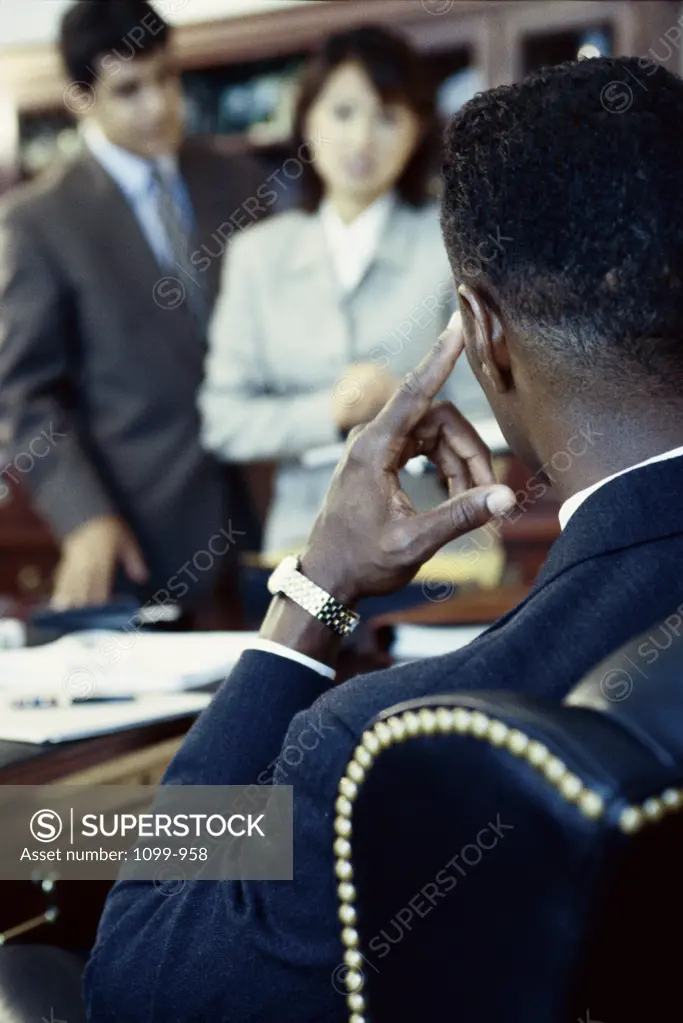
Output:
[{"xmin": 335, "ymin": 620, "xmax": 683, "ymax": 1022}]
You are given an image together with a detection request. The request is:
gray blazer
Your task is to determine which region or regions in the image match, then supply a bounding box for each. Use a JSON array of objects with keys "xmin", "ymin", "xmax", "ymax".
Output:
[
  {"xmin": 201, "ymin": 201, "xmax": 491, "ymax": 553},
  {"xmin": 0, "ymin": 140, "xmax": 263, "ymax": 601}
]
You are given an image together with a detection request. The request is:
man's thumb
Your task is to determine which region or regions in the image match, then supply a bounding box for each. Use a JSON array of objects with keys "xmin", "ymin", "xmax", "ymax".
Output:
[
  {"xmin": 447, "ymin": 484, "xmax": 516, "ymax": 534},
  {"xmin": 484, "ymin": 486, "xmax": 517, "ymax": 516},
  {"xmin": 409, "ymin": 484, "xmax": 517, "ymax": 562}
]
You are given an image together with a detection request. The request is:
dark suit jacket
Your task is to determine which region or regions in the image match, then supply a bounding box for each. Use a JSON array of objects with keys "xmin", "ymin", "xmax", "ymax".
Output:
[
  {"xmin": 84, "ymin": 457, "xmax": 683, "ymax": 1021},
  {"xmin": 0, "ymin": 139, "xmax": 263, "ymax": 602}
]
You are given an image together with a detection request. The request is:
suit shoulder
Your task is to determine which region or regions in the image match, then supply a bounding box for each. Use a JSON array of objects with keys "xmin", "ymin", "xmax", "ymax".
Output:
[
  {"xmin": 313, "ymin": 639, "xmax": 487, "ymax": 741},
  {"xmin": 230, "ymin": 209, "xmax": 312, "ymax": 261},
  {"xmin": 0, "ymin": 156, "xmax": 83, "ymax": 230}
]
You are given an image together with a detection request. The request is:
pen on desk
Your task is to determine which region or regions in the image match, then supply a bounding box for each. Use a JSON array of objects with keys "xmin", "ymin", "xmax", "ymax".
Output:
[
  {"xmin": 72, "ymin": 696, "xmax": 136, "ymax": 704},
  {"xmin": 9, "ymin": 697, "xmax": 60, "ymax": 710}
]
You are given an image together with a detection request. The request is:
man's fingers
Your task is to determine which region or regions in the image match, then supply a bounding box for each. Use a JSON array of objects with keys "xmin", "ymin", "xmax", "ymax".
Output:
[
  {"xmin": 400, "ymin": 401, "xmax": 495, "ymax": 490},
  {"xmin": 88, "ymin": 568, "xmax": 113, "ymax": 606},
  {"xmin": 370, "ymin": 314, "xmax": 464, "ymax": 446},
  {"xmin": 52, "ymin": 565, "xmax": 100, "ymax": 609},
  {"xmin": 51, "ymin": 550, "xmax": 118, "ymax": 609},
  {"xmin": 394, "ymin": 402, "xmax": 450, "ymax": 471},
  {"xmin": 51, "ymin": 567, "xmax": 77, "ymax": 610},
  {"xmin": 80, "ymin": 560, "xmax": 113, "ymax": 607},
  {"xmin": 120, "ymin": 535, "xmax": 149, "ymax": 584},
  {"xmin": 398, "ymin": 484, "xmax": 516, "ymax": 563},
  {"xmin": 407, "ymin": 419, "xmax": 472, "ymax": 492},
  {"xmin": 433, "ymin": 435, "xmax": 473, "ymax": 495},
  {"xmin": 438, "ymin": 416, "xmax": 495, "ymax": 488}
]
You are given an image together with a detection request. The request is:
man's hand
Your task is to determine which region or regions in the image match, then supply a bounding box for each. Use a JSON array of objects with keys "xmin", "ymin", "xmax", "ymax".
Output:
[
  {"xmin": 260, "ymin": 314, "xmax": 515, "ymax": 667},
  {"xmin": 51, "ymin": 514, "xmax": 148, "ymax": 609},
  {"xmin": 332, "ymin": 363, "xmax": 399, "ymax": 431},
  {"xmin": 304, "ymin": 316, "xmax": 515, "ymax": 605}
]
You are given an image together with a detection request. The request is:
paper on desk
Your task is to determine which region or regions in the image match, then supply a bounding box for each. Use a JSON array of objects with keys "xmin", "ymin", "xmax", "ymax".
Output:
[
  {"xmin": 392, "ymin": 624, "xmax": 487, "ymax": 662},
  {"xmin": 0, "ymin": 630, "xmax": 260, "ymax": 698},
  {"xmin": 0, "ymin": 692, "xmax": 213, "ymax": 744}
]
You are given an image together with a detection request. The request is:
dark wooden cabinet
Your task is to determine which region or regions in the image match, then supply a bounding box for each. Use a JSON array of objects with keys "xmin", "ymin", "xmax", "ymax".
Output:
[
  {"xmin": 498, "ymin": 455, "xmax": 562, "ymax": 586},
  {"xmin": 1, "ymin": 1, "xmax": 680, "ymax": 189},
  {"xmin": 0, "ymin": 471, "xmax": 59, "ymax": 603}
]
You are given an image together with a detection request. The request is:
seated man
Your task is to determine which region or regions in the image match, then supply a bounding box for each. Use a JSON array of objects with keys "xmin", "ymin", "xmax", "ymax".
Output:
[{"xmin": 85, "ymin": 56, "xmax": 683, "ymax": 1021}]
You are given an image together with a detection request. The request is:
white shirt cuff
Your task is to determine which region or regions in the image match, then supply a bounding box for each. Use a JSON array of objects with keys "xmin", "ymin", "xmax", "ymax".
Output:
[{"xmin": 244, "ymin": 639, "xmax": 336, "ymax": 681}]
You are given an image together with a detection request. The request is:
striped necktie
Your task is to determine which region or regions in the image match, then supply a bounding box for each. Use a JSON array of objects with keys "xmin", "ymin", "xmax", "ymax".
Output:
[{"xmin": 150, "ymin": 165, "xmax": 207, "ymax": 328}]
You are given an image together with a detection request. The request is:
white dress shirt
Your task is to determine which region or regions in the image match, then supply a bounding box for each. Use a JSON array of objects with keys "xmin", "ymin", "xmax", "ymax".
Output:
[
  {"xmin": 558, "ymin": 444, "xmax": 683, "ymax": 528},
  {"xmin": 246, "ymin": 637, "xmax": 336, "ymax": 680},
  {"xmin": 319, "ymin": 191, "xmax": 395, "ymax": 295},
  {"xmin": 82, "ymin": 122, "xmax": 191, "ymax": 267}
]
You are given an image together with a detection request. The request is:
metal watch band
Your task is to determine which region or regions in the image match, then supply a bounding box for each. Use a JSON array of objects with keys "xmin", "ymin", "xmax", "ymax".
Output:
[{"xmin": 267, "ymin": 556, "xmax": 360, "ymax": 637}]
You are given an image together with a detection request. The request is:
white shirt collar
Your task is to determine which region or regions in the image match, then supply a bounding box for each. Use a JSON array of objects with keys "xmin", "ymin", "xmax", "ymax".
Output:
[
  {"xmin": 319, "ymin": 191, "xmax": 395, "ymax": 295},
  {"xmin": 559, "ymin": 443, "xmax": 683, "ymax": 529},
  {"xmin": 82, "ymin": 121, "xmax": 177, "ymax": 199}
]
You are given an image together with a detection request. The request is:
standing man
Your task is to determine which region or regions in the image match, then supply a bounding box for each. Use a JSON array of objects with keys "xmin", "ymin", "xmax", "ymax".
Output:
[{"xmin": 0, "ymin": 0, "xmax": 264, "ymax": 619}]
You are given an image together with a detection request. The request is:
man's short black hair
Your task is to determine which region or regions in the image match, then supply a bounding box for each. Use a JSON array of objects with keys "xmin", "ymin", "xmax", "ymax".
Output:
[
  {"xmin": 441, "ymin": 57, "xmax": 683, "ymax": 386},
  {"xmin": 60, "ymin": 0, "xmax": 170, "ymax": 87}
]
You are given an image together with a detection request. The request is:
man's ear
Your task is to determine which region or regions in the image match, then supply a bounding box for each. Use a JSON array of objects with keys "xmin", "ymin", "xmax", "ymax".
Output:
[{"xmin": 457, "ymin": 284, "xmax": 512, "ymax": 393}]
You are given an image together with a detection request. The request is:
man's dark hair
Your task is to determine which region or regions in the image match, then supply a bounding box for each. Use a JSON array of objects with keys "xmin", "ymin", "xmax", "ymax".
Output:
[
  {"xmin": 293, "ymin": 24, "xmax": 438, "ymax": 211},
  {"xmin": 60, "ymin": 0, "xmax": 170, "ymax": 87},
  {"xmin": 441, "ymin": 56, "xmax": 683, "ymax": 387}
]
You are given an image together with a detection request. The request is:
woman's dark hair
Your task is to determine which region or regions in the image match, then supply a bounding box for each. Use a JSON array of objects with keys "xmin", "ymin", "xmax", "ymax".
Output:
[
  {"xmin": 59, "ymin": 0, "xmax": 170, "ymax": 87},
  {"xmin": 293, "ymin": 25, "xmax": 438, "ymax": 211}
]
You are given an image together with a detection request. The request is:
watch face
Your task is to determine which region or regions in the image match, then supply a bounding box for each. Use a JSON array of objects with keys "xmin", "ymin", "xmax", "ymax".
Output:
[{"xmin": 267, "ymin": 554, "xmax": 299, "ymax": 595}]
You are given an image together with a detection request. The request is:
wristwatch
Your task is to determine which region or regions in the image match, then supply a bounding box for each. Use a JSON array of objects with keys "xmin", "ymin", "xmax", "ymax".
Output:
[{"xmin": 266, "ymin": 554, "xmax": 360, "ymax": 637}]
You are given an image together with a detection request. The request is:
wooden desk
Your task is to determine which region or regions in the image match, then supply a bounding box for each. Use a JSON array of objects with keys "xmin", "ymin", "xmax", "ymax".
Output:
[
  {"xmin": 0, "ymin": 644, "xmax": 387, "ymax": 949},
  {"xmin": 0, "ymin": 716, "xmax": 197, "ymax": 950},
  {"xmin": 369, "ymin": 582, "xmax": 531, "ymax": 630},
  {"xmin": 0, "ymin": 716, "xmax": 195, "ymax": 785},
  {"xmin": 361, "ymin": 583, "xmax": 531, "ymax": 663}
]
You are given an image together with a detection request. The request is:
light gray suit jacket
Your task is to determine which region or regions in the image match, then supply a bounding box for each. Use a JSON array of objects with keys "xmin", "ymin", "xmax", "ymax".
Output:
[{"xmin": 200, "ymin": 201, "xmax": 491, "ymax": 553}]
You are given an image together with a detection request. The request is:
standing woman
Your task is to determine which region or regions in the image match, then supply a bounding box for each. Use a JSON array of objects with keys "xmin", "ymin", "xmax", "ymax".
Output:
[{"xmin": 200, "ymin": 25, "xmax": 490, "ymax": 555}]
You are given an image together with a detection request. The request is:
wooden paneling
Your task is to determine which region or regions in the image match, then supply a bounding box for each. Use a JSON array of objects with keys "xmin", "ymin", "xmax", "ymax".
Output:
[
  {"xmin": 3, "ymin": 1, "xmax": 678, "ymax": 115},
  {"xmin": 0, "ymin": 476, "xmax": 59, "ymax": 601}
]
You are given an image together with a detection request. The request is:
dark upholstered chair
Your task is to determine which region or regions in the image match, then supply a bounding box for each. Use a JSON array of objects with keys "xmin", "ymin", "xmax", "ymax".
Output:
[
  {"xmin": 335, "ymin": 620, "xmax": 683, "ymax": 1023},
  {"xmin": 0, "ymin": 945, "xmax": 86, "ymax": 1023}
]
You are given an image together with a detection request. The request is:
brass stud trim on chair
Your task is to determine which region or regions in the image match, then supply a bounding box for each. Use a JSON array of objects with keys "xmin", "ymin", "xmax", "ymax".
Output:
[
  {"xmin": 618, "ymin": 786, "xmax": 683, "ymax": 833},
  {"xmin": 334, "ymin": 705, "xmax": 683, "ymax": 1022}
]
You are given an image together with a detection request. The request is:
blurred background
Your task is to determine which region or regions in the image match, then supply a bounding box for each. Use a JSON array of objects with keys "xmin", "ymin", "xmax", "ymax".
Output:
[
  {"xmin": 0, "ymin": 0, "xmax": 681, "ymax": 613},
  {"xmin": 2, "ymin": 0, "xmax": 681, "ymax": 195}
]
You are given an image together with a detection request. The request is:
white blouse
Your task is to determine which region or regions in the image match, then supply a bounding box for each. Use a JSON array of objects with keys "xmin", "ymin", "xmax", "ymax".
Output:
[{"xmin": 318, "ymin": 191, "xmax": 396, "ymax": 295}]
